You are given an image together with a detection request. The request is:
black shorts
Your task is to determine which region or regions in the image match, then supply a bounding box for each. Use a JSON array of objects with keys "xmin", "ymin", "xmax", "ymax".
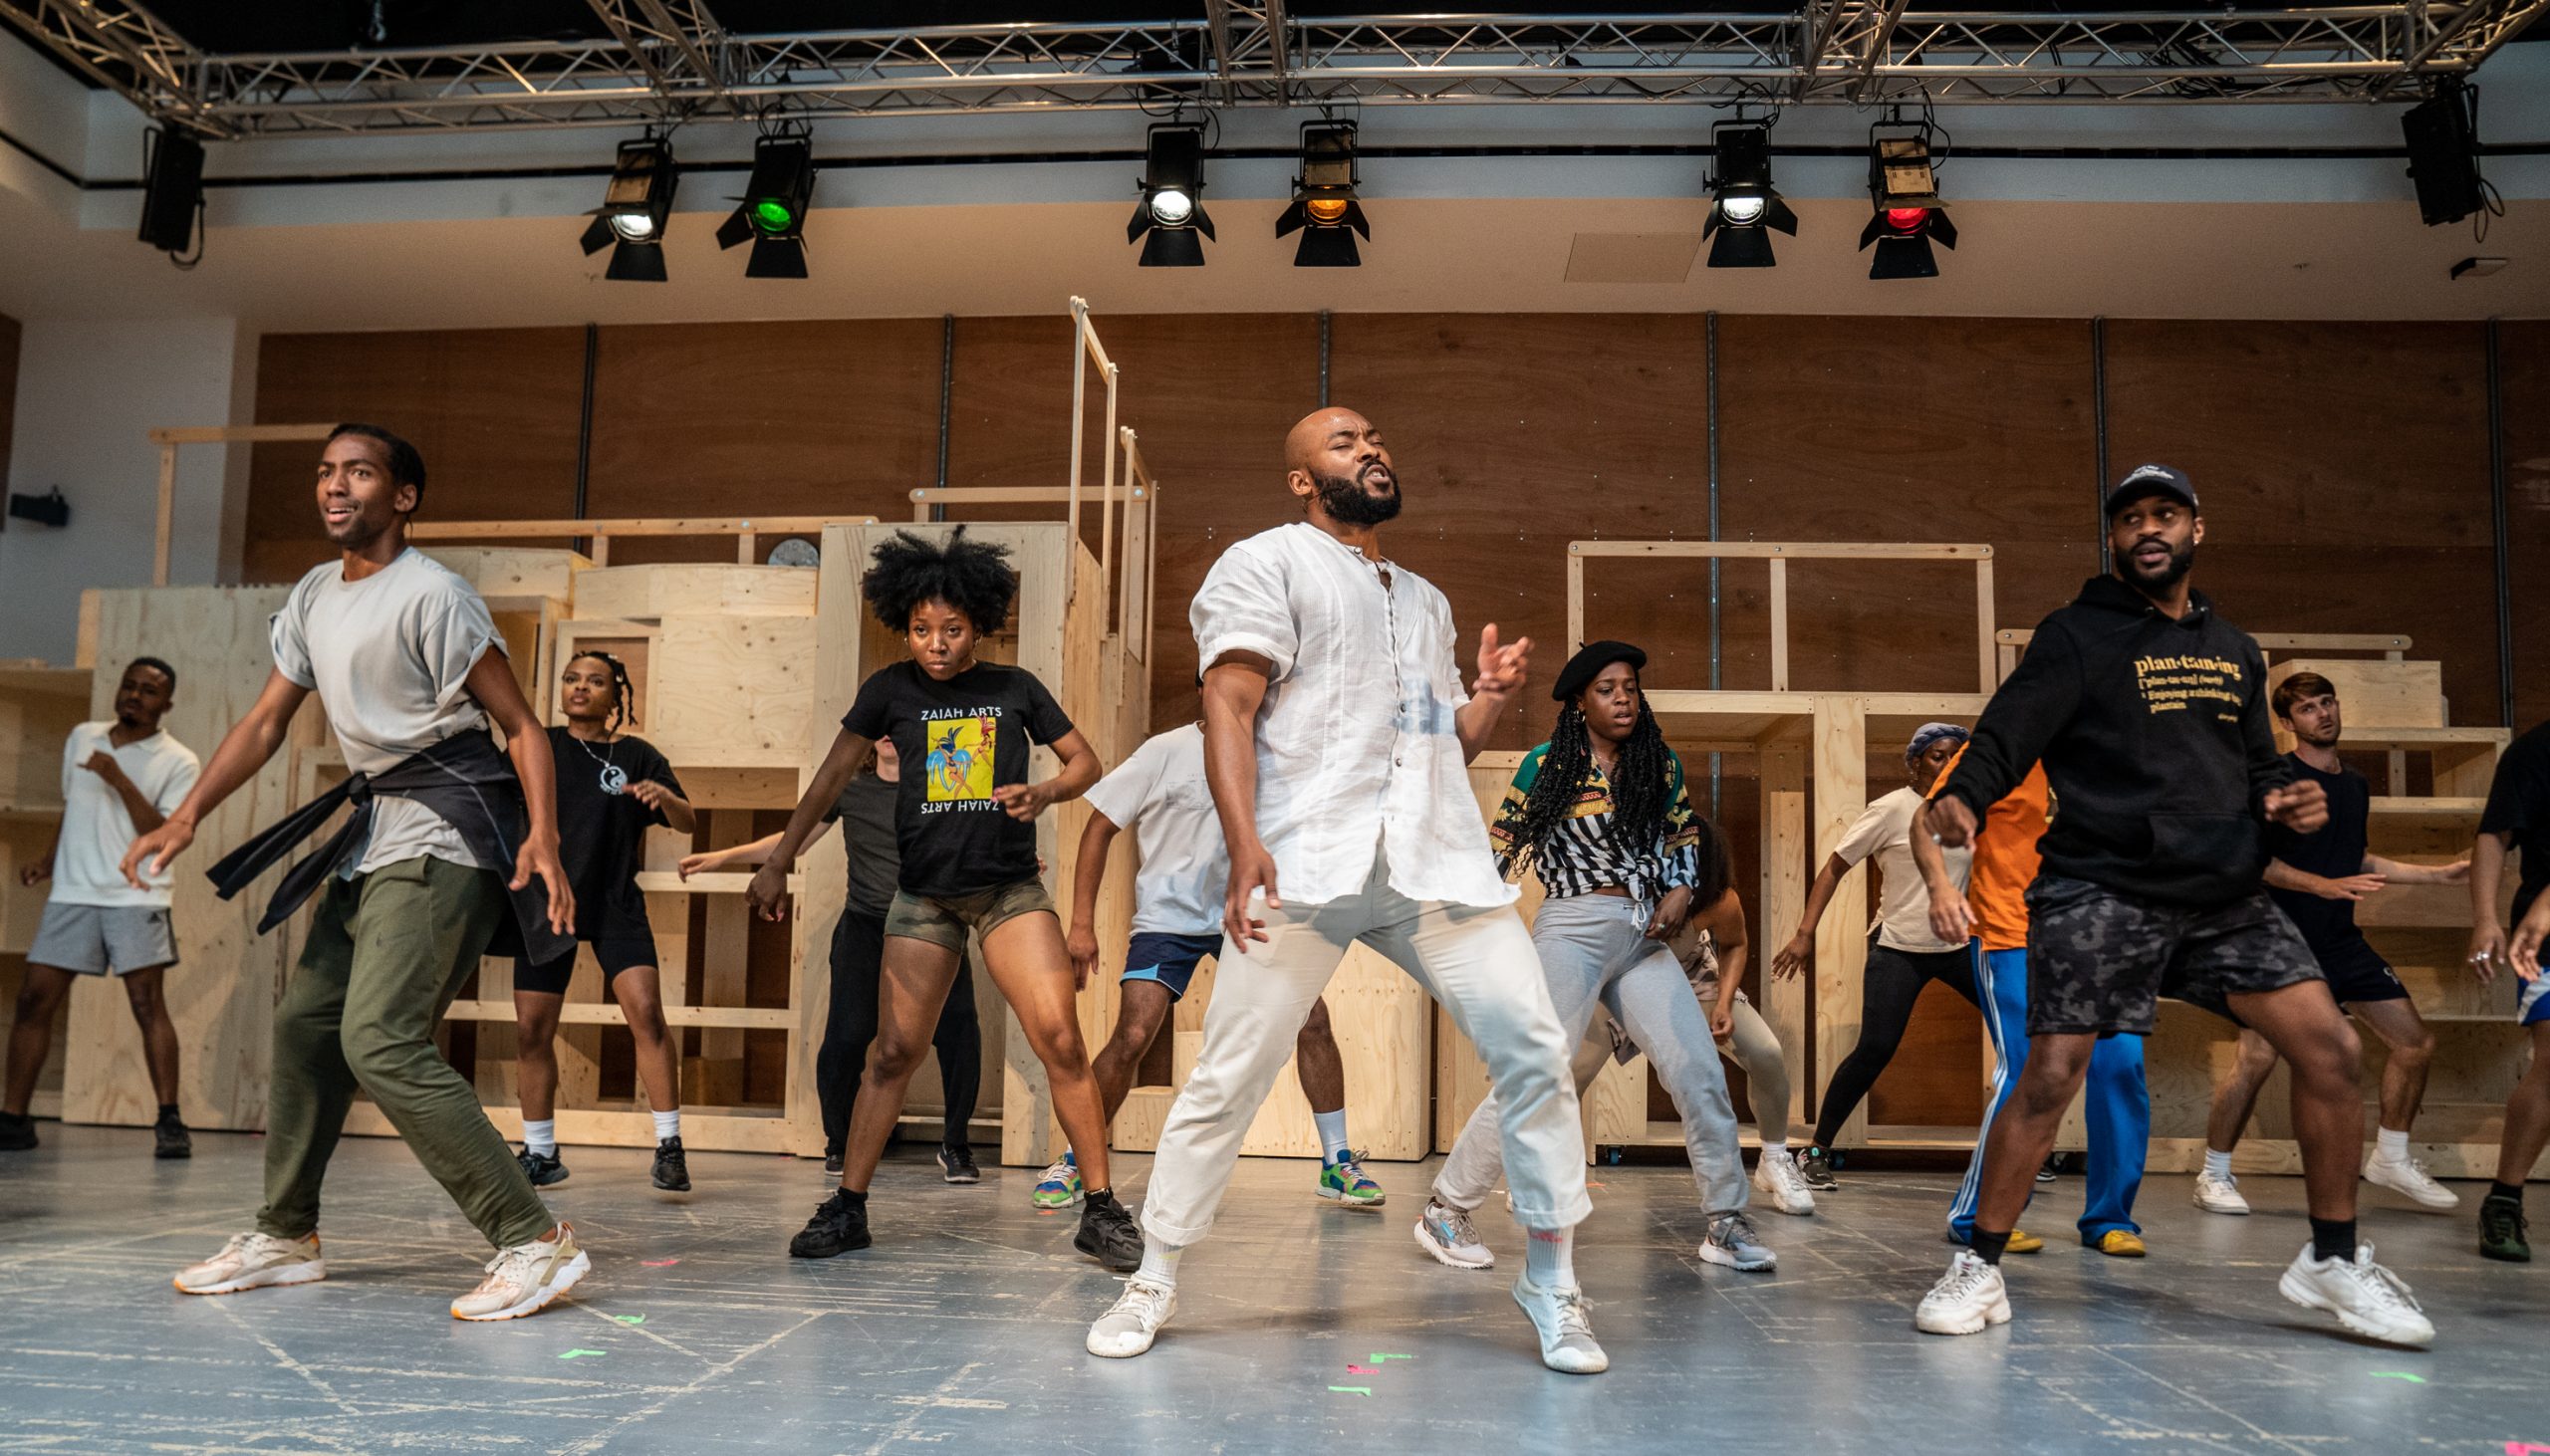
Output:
[
  {"xmin": 2023, "ymin": 873, "xmax": 2324, "ymax": 1038},
  {"xmin": 2309, "ymin": 933, "xmax": 2410, "ymax": 1007},
  {"xmin": 515, "ymin": 934, "xmax": 659, "ymax": 996}
]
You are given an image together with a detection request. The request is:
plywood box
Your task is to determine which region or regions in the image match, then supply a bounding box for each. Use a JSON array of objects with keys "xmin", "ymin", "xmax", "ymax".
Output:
[
  {"xmin": 2267, "ymin": 658, "xmax": 2444, "ymax": 729},
  {"xmin": 419, "ymin": 546, "xmax": 589, "ymax": 604},
  {"xmin": 574, "ymin": 563, "xmax": 817, "ymax": 621}
]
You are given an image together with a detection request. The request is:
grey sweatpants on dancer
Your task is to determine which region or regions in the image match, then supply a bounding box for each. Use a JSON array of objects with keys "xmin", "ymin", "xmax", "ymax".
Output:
[{"xmin": 1436, "ymin": 892, "xmax": 1750, "ymax": 1219}]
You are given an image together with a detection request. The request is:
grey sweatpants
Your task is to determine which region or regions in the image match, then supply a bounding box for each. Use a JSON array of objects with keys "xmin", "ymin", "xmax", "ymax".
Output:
[{"xmin": 1435, "ymin": 893, "xmax": 1750, "ymax": 1219}]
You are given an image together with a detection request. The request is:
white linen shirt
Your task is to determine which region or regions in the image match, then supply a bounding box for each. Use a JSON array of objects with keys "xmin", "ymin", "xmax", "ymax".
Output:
[{"xmin": 1189, "ymin": 521, "xmax": 1514, "ymax": 909}]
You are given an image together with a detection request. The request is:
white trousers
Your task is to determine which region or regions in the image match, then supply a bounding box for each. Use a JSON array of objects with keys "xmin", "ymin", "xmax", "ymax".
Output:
[{"xmin": 1140, "ymin": 855, "xmax": 1591, "ymax": 1245}]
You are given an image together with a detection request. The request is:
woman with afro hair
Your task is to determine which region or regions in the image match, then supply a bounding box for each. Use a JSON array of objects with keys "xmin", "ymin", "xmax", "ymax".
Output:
[
  {"xmin": 746, "ymin": 527, "xmax": 1140, "ymax": 1272},
  {"xmin": 1416, "ymin": 640, "xmax": 1777, "ymax": 1277}
]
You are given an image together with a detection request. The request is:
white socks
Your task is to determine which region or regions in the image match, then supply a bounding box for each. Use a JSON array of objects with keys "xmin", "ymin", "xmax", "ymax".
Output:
[
  {"xmin": 1761, "ymin": 1139, "xmax": 1789, "ymax": 1159},
  {"xmin": 653, "ymin": 1108, "xmax": 681, "ymax": 1142},
  {"xmin": 2203, "ymin": 1147, "xmax": 2233, "ymax": 1180},
  {"xmin": 1314, "ymin": 1108, "xmax": 1351, "ymax": 1164},
  {"xmin": 1523, "ymin": 1225, "xmax": 1577, "ymax": 1289},
  {"xmin": 1137, "ymin": 1239, "xmax": 1184, "ymax": 1289},
  {"xmin": 524, "ymin": 1119, "xmax": 557, "ymax": 1156},
  {"xmin": 2375, "ymin": 1125, "xmax": 2410, "ymax": 1161}
]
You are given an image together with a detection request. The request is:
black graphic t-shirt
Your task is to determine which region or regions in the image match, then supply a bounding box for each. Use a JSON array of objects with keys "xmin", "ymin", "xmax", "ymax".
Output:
[
  {"xmin": 841, "ymin": 660, "xmax": 1076, "ymax": 900},
  {"xmin": 548, "ymin": 726, "xmax": 683, "ymax": 940},
  {"xmin": 2265, "ymin": 754, "xmax": 2371, "ymax": 954}
]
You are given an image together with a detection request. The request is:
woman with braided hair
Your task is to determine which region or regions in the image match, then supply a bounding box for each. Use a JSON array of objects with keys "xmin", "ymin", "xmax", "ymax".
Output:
[
  {"xmin": 747, "ymin": 527, "xmax": 1140, "ymax": 1272},
  {"xmin": 1415, "ymin": 640, "xmax": 1776, "ymax": 1276},
  {"xmin": 513, "ymin": 650, "xmax": 697, "ymax": 1195}
]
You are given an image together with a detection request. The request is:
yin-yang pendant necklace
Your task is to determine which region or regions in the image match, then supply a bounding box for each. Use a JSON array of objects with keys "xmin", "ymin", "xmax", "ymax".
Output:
[{"xmin": 577, "ymin": 733, "xmax": 628, "ymax": 795}]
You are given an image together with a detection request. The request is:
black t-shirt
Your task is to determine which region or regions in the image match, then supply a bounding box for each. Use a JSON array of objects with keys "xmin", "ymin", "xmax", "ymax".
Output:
[
  {"xmin": 823, "ymin": 771, "xmax": 902, "ymax": 919},
  {"xmin": 2480, "ymin": 720, "xmax": 2550, "ymax": 922},
  {"xmin": 841, "ymin": 660, "xmax": 1075, "ymax": 900},
  {"xmin": 547, "ymin": 726, "xmax": 682, "ymax": 939},
  {"xmin": 2264, "ymin": 753, "xmax": 2370, "ymax": 953}
]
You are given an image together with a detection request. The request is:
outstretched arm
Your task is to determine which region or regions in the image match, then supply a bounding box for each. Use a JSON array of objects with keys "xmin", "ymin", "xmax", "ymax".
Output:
[
  {"xmin": 1068, "ymin": 812, "xmax": 1123, "ymax": 988},
  {"xmin": 468, "ymin": 650, "xmax": 575, "ymax": 936},
  {"xmin": 123, "ymin": 668, "xmax": 308, "ymax": 884},
  {"xmin": 747, "ymin": 726, "xmax": 873, "ymax": 921},
  {"xmin": 1770, "ymin": 853, "xmax": 1849, "ymax": 980},
  {"xmin": 1454, "ymin": 624, "xmax": 1530, "ymax": 763}
]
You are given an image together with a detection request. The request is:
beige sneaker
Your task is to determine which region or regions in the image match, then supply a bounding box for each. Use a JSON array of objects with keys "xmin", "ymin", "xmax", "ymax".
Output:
[
  {"xmin": 451, "ymin": 1223, "xmax": 591, "ymax": 1322},
  {"xmin": 174, "ymin": 1231, "xmax": 326, "ymax": 1296}
]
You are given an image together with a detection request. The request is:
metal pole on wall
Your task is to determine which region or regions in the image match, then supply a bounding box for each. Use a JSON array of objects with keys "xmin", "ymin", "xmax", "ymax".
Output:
[
  {"xmin": 572, "ymin": 322, "xmax": 598, "ymax": 558},
  {"xmin": 2490, "ymin": 316, "xmax": 2515, "ymax": 728},
  {"xmin": 1706, "ymin": 310, "xmax": 1721, "ymax": 819},
  {"xmin": 1319, "ymin": 310, "xmax": 1332, "ymax": 408},
  {"xmin": 2090, "ymin": 315, "xmax": 2111, "ymax": 571},
  {"xmin": 932, "ymin": 314, "xmax": 954, "ymax": 523}
]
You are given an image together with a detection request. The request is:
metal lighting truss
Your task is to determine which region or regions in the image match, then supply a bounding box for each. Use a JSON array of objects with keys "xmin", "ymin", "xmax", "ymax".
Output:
[{"xmin": 1, "ymin": 0, "xmax": 2541, "ymax": 138}]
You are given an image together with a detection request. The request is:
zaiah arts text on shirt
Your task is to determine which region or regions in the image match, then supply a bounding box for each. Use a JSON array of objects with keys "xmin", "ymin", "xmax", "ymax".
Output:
[{"xmin": 2132, "ymin": 654, "xmax": 2245, "ymax": 721}]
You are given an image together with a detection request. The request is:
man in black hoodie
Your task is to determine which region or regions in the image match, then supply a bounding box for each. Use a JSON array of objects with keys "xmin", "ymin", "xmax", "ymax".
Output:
[{"xmin": 1909, "ymin": 463, "xmax": 2434, "ymax": 1349}]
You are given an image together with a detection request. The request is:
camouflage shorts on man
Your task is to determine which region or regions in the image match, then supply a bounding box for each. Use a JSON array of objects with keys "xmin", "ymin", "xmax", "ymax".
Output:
[{"xmin": 2023, "ymin": 873, "xmax": 2324, "ymax": 1038}]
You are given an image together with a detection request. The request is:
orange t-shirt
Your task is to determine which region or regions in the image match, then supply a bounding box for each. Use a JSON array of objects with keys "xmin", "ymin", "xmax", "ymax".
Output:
[{"xmin": 1926, "ymin": 742, "xmax": 2051, "ymax": 952}]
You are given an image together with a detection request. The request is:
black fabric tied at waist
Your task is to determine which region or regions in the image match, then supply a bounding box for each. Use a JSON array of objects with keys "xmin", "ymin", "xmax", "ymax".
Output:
[{"xmin": 207, "ymin": 729, "xmax": 574, "ymax": 964}]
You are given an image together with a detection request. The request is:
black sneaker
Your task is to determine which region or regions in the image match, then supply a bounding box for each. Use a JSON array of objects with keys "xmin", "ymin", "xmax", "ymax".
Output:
[
  {"xmin": 517, "ymin": 1147, "xmax": 569, "ymax": 1186},
  {"xmin": 936, "ymin": 1144, "xmax": 980, "ymax": 1184},
  {"xmin": 0, "ymin": 1111, "xmax": 37, "ymax": 1151},
  {"xmin": 823, "ymin": 1147, "xmax": 845, "ymax": 1179},
  {"xmin": 2036, "ymin": 1155, "xmax": 2061, "ymax": 1183},
  {"xmin": 1798, "ymin": 1146, "xmax": 1838, "ymax": 1190},
  {"xmin": 1074, "ymin": 1188, "xmax": 1145, "ymax": 1272},
  {"xmin": 153, "ymin": 1114, "xmax": 191, "ymax": 1160},
  {"xmin": 790, "ymin": 1189, "xmax": 871, "ymax": 1259},
  {"xmin": 651, "ymin": 1136, "xmax": 691, "ymax": 1192},
  {"xmin": 2480, "ymin": 1194, "xmax": 2531, "ymax": 1263}
]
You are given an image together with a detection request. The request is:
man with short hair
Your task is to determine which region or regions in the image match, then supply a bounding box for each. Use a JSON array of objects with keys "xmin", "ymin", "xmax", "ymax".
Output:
[
  {"xmin": 1914, "ymin": 463, "xmax": 2433, "ymax": 1348},
  {"xmin": 1085, "ymin": 407, "xmax": 1595, "ymax": 1372},
  {"xmin": 2198, "ymin": 671, "xmax": 2467, "ymax": 1216},
  {"xmin": 125, "ymin": 422, "xmax": 590, "ymax": 1322},
  {"xmin": 0, "ymin": 658, "xmax": 200, "ymax": 1157}
]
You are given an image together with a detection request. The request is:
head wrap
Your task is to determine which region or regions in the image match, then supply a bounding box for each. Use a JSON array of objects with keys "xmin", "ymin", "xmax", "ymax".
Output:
[{"xmin": 1904, "ymin": 721, "xmax": 1970, "ymax": 766}]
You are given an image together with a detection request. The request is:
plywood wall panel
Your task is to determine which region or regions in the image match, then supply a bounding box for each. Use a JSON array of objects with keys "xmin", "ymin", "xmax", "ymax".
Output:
[
  {"xmin": 2104, "ymin": 319, "xmax": 2499, "ymax": 723},
  {"xmin": 249, "ymin": 329, "xmax": 587, "ymax": 585},
  {"xmin": 2500, "ymin": 321, "xmax": 2550, "ymax": 733}
]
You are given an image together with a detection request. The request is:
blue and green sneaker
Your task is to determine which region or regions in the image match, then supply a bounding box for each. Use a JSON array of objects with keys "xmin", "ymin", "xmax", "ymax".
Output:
[
  {"xmin": 1318, "ymin": 1150, "xmax": 1386, "ymax": 1208},
  {"xmin": 1033, "ymin": 1151, "xmax": 1084, "ymax": 1209}
]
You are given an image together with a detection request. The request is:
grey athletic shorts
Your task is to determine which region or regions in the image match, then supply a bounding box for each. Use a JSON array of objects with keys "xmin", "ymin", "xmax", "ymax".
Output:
[
  {"xmin": 28, "ymin": 902, "xmax": 179, "ymax": 976},
  {"xmin": 2024, "ymin": 874, "xmax": 2322, "ymax": 1038}
]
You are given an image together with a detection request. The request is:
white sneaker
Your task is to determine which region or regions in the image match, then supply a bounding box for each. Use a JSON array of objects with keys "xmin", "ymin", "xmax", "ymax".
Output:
[
  {"xmin": 2193, "ymin": 1169, "xmax": 2251, "ymax": 1215},
  {"xmin": 1698, "ymin": 1211, "xmax": 1777, "ymax": 1272},
  {"xmin": 2363, "ymin": 1151, "xmax": 2458, "ymax": 1210},
  {"xmin": 1413, "ymin": 1198, "xmax": 1494, "ymax": 1270},
  {"xmin": 1510, "ymin": 1275, "xmax": 1608, "ymax": 1374},
  {"xmin": 451, "ymin": 1223, "xmax": 590, "ymax": 1322},
  {"xmin": 173, "ymin": 1231, "xmax": 326, "ymax": 1296},
  {"xmin": 1914, "ymin": 1250, "xmax": 2011, "ymax": 1335},
  {"xmin": 1086, "ymin": 1277, "xmax": 1176, "ymax": 1358},
  {"xmin": 1750, "ymin": 1148, "xmax": 1818, "ymax": 1216},
  {"xmin": 2277, "ymin": 1241, "xmax": 2433, "ymax": 1347}
]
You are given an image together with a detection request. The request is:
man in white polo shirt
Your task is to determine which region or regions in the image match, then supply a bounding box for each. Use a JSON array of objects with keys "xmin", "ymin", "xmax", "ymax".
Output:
[
  {"xmin": 1086, "ymin": 406, "xmax": 1598, "ymax": 1374},
  {"xmin": 1, "ymin": 657, "xmax": 200, "ymax": 1158}
]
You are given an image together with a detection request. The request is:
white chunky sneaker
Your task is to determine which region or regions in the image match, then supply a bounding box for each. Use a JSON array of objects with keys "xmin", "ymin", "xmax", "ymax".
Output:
[
  {"xmin": 1511, "ymin": 1275, "xmax": 1608, "ymax": 1374},
  {"xmin": 174, "ymin": 1231, "xmax": 326, "ymax": 1296},
  {"xmin": 451, "ymin": 1223, "xmax": 590, "ymax": 1322},
  {"xmin": 1751, "ymin": 1149, "xmax": 1818, "ymax": 1216},
  {"xmin": 2363, "ymin": 1151, "xmax": 2458, "ymax": 1210},
  {"xmin": 1698, "ymin": 1211, "xmax": 1777, "ymax": 1272},
  {"xmin": 1086, "ymin": 1277, "xmax": 1177, "ymax": 1358},
  {"xmin": 2277, "ymin": 1241, "xmax": 2433, "ymax": 1347},
  {"xmin": 1413, "ymin": 1198, "xmax": 1495, "ymax": 1270},
  {"xmin": 1914, "ymin": 1251, "xmax": 2011, "ymax": 1335},
  {"xmin": 2193, "ymin": 1169, "xmax": 2251, "ymax": 1215}
]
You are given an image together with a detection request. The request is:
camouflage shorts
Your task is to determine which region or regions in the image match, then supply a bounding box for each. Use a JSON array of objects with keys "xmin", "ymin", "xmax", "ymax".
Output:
[{"xmin": 2023, "ymin": 873, "xmax": 2323, "ymax": 1038}]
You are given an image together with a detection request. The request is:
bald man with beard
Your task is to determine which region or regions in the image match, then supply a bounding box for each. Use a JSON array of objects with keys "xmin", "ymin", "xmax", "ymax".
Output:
[{"xmin": 1085, "ymin": 409, "xmax": 1602, "ymax": 1373}]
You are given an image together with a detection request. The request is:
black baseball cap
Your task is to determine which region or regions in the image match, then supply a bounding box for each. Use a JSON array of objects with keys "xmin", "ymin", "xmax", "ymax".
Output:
[
  {"xmin": 2104, "ymin": 462, "xmax": 2198, "ymax": 521},
  {"xmin": 1552, "ymin": 639, "xmax": 1647, "ymax": 703}
]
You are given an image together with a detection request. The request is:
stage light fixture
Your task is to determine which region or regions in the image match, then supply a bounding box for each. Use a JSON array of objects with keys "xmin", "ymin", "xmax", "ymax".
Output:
[
  {"xmin": 1276, "ymin": 121, "xmax": 1370, "ymax": 268},
  {"xmin": 1702, "ymin": 122, "xmax": 1796, "ymax": 269},
  {"xmin": 579, "ymin": 137, "xmax": 677, "ymax": 283},
  {"xmin": 137, "ymin": 126, "xmax": 205, "ymax": 263},
  {"xmin": 1129, "ymin": 123, "xmax": 1213, "ymax": 267},
  {"xmin": 2402, "ymin": 78, "xmax": 2487, "ymax": 227},
  {"xmin": 716, "ymin": 133, "xmax": 815, "ymax": 279},
  {"xmin": 1857, "ymin": 127, "xmax": 1955, "ymax": 280}
]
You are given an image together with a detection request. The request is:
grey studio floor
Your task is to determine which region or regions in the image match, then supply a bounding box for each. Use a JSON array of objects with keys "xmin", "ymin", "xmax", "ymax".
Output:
[{"xmin": 0, "ymin": 1125, "xmax": 2539, "ymax": 1456}]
